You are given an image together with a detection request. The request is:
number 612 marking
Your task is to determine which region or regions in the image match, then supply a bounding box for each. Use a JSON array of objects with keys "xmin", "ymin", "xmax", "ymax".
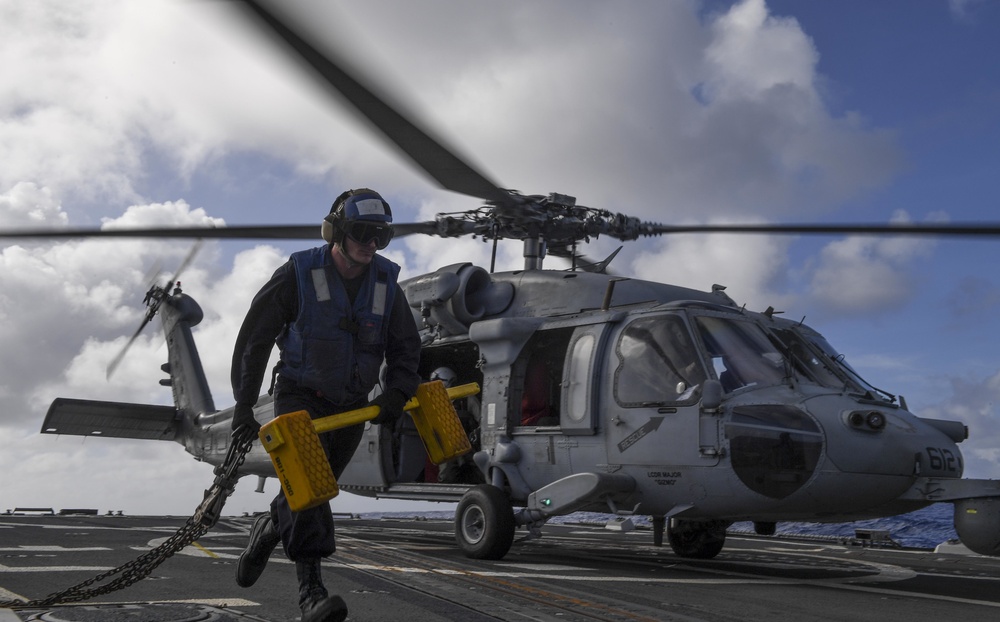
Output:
[{"xmin": 926, "ymin": 447, "xmax": 960, "ymax": 472}]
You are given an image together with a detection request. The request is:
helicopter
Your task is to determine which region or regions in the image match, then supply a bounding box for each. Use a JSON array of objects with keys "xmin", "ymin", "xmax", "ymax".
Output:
[{"xmin": 9, "ymin": 0, "xmax": 1000, "ymax": 562}]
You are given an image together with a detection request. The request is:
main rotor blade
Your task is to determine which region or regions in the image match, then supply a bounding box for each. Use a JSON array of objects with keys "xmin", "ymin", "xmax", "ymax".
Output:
[
  {"xmin": 640, "ymin": 222, "xmax": 1000, "ymax": 237},
  {"xmin": 0, "ymin": 221, "xmax": 441, "ymax": 241},
  {"xmin": 393, "ymin": 221, "xmax": 442, "ymax": 237},
  {"xmin": 106, "ymin": 307, "xmax": 156, "ymax": 380},
  {"xmin": 7, "ymin": 220, "xmax": 1000, "ymax": 241},
  {"xmin": 0, "ymin": 225, "xmax": 318, "ymax": 240},
  {"xmin": 235, "ymin": 0, "xmax": 516, "ymax": 207}
]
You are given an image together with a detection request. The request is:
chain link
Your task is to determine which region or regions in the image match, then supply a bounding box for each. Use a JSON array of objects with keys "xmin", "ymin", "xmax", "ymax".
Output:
[{"xmin": 0, "ymin": 428, "xmax": 256, "ymax": 610}]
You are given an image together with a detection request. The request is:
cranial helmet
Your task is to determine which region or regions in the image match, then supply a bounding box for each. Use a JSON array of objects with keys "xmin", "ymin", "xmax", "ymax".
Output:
[
  {"xmin": 429, "ymin": 366, "xmax": 457, "ymax": 388},
  {"xmin": 321, "ymin": 188, "xmax": 394, "ymax": 249}
]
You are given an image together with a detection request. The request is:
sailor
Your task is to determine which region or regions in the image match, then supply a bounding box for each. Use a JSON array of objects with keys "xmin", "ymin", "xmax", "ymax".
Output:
[
  {"xmin": 432, "ymin": 366, "xmax": 483, "ymax": 484},
  {"xmin": 230, "ymin": 188, "xmax": 421, "ymax": 622}
]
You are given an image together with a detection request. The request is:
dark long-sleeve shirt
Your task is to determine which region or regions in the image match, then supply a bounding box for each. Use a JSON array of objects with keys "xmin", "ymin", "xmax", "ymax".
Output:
[{"xmin": 231, "ymin": 254, "xmax": 421, "ymax": 409}]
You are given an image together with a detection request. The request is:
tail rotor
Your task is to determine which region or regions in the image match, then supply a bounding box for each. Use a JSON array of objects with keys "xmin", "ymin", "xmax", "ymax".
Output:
[{"xmin": 106, "ymin": 241, "xmax": 202, "ymax": 379}]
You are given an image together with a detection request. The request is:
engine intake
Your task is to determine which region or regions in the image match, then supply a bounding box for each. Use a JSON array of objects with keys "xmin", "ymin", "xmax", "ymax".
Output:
[{"xmin": 405, "ymin": 263, "xmax": 514, "ymax": 336}]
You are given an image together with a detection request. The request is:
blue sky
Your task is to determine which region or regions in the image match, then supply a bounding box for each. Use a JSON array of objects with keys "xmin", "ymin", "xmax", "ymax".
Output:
[{"xmin": 1, "ymin": 0, "xmax": 998, "ymax": 515}]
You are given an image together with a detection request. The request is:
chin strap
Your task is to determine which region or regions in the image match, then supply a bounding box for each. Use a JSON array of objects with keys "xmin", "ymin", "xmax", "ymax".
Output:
[{"xmin": 335, "ymin": 243, "xmax": 360, "ymax": 269}]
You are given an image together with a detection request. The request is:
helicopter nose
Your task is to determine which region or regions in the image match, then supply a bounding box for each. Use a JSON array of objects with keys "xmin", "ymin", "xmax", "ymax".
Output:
[
  {"xmin": 724, "ymin": 399, "xmax": 965, "ymax": 503},
  {"xmin": 822, "ymin": 404, "xmax": 964, "ymax": 480}
]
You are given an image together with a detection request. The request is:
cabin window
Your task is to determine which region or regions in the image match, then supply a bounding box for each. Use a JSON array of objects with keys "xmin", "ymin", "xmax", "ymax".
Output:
[
  {"xmin": 566, "ymin": 334, "xmax": 594, "ymax": 423},
  {"xmin": 515, "ymin": 327, "xmax": 572, "ymax": 427},
  {"xmin": 614, "ymin": 315, "xmax": 706, "ymax": 406},
  {"xmin": 521, "ymin": 354, "xmax": 554, "ymax": 425}
]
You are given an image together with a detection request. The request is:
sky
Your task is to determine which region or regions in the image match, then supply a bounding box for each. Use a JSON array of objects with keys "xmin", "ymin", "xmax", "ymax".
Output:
[{"xmin": 1, "ymin": 0, "xmax": 999, "ymax": 518}]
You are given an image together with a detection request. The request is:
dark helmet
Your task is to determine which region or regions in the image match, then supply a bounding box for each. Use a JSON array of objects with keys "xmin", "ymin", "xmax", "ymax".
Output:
[
  {"xmin": 321, "ymin": 188, "xmax": 394, "ymax": 249},
  {"xmin": 429, "ymin": 366, "xmax": 457, "ymax": 388}
]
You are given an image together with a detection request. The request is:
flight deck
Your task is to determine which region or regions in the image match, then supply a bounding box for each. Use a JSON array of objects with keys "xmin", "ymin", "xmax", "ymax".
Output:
[{"xmin": 3, "ymin": 513, "xmax": 1000, "ymax": 621}]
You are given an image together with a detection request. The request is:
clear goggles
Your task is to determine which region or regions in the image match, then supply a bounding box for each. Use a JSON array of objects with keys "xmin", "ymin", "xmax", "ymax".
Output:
[{"xmin": 344, "ymin": 221, "xmax": 393, "ymax": 249}]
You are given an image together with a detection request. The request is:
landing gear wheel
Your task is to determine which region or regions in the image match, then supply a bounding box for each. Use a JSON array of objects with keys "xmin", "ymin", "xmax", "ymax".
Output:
[
  {"xmin": 754, "ymin": 521, "xmax": 777, "ymax": 536},
  {"xmin": 455, "ymin": 484, "xmax": 515, "ymax": 560},
  {"xmin": 667, "ymin": 519, "xmax": 727, "ymax": 559}
]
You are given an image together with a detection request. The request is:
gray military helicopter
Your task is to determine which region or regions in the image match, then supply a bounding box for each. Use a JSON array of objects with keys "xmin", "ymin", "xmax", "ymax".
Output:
[{"xmin": 8, "ymin": 0, "xmax": 1000, "ymax": 562}]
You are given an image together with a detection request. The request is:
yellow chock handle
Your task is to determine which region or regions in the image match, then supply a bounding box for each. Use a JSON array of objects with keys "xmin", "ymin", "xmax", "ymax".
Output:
[{"xmin": 311, "ymin": 381, "xmax": 480, "ymax": 434}]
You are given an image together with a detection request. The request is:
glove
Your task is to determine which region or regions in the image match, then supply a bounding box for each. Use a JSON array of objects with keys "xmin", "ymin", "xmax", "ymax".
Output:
[
  {"xmin": 371, "ymin": 389, "xmax": 407, "ymax": 426},
  {"xmin": 232, "ymin": 403, "xmax": 261, "ymax": 435}
]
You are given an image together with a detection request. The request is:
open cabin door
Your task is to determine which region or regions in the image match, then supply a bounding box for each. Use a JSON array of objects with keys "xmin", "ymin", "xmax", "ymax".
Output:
[{"xmin": 340, "ymin": 338, "xmax": 486, "ymax": 492}]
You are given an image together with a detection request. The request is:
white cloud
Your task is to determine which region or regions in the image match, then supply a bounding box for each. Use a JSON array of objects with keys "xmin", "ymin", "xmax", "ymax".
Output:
[
  {"xmin": 805, "ymin": 211, "xmax": 936, "ymax": 315},
  {"xmin": 0, "ymin": 182, "xmax": 67, "ymax": 228},
  {"xmin": 703, "ymin": 0, "xmax": 820, "ymax": 104},
  {"xmin": 0, "ymin": 225, "xmax": 293, "ymax": 515},
  {"xmin": 0, "ymin": 0, "xmax": 411, "ymax": 211},
  {"xmin": 1, "ymin": 0, "xmax": 901, "ymax": 223},
  {"xmin": 630, "ymin": 228, "xmax": 795, "ymax": 312},
  {"xmin": 682, "ymin": 0, "xmax": 901, "ymax": 213},
  {"xmin": 1, "ymin": 201, "xmax": 232, "ymax": 422},
  {"xmin": 948, "ymin": 0, "xmax": 988, "ymax": 21},
  {"xmin": 921, "ymin": 370, "xmax": 1000, "ymax": 479},
  {"xmin": 102, "ymin": 200, "xmax": 225, "ymax": 231},
  {"xmin": 0, "ymin": 3, "xmax": 149, "ymax": 203}
]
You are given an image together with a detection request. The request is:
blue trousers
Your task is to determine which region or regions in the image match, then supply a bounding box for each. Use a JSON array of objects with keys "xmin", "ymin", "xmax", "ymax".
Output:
[{"xmin": 269, "ymin": 376, "xmax": 366, "ymax": 561}]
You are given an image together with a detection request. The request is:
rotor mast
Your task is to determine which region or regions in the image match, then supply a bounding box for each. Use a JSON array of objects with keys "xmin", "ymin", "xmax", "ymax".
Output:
[{"xmin": 523, "ymin": 236, "xmax": 546, "ymax": 271}]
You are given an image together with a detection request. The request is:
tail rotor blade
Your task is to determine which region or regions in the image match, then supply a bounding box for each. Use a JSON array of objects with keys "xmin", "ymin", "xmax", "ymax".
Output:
[
  {"xmin": 106, "ymin": 308, "xmax": 157, "ymax": 380},
  {"xmin": 165, "ymin": 240, "xmax": 203, "ymax": 289}
]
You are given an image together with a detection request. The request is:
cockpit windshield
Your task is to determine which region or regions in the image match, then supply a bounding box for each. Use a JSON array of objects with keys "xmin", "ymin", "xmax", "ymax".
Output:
[
  {"xmin": 694, "ymin": 315, "xmax": 788, "ymax": 393},
  {"xmin": 769, "ymin": 327, "xmax": 847, "ymax": 390},
  {"xmin": 795, "ymin": 331, "xmax": 896, "ymax": 403},
  {"xmin": 615, "ymin": 311, "xmax": 894, "ymax": 401}
]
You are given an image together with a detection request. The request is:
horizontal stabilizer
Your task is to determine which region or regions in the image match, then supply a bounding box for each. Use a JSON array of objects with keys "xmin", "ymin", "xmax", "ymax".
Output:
[{"xmin": 41, "ymin": 398, "xmax": 178, "ymax": 441}]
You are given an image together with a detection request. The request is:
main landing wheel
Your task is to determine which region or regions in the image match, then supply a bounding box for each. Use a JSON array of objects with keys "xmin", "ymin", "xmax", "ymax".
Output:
[
  {"xmin": 455, "ymin": 484, "xmax": 515, "ymax": 560},
  {"xmin": 667, "ymin": 519, "xmax": 727, "ymax": 559}
]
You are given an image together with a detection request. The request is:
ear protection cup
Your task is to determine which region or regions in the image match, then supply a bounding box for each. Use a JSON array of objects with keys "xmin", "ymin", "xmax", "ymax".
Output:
[
  {"xmin": 322, "ymin": 189, "xmax": 355, "ymax": 244},
  {"xmin": 321, "ymin": 214, "xmax": 338, "ymax": 244}
]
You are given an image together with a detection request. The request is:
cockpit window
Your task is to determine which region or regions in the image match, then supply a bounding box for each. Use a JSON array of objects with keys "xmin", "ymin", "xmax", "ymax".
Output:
[
  {"xmin": 615, "ymin": 315, "xmax": 707, "ymax": 406},
  {"xmin": 694, "ymin": 315, "xmax": 787, "ymax": 393},
  {"xmin": 770, "ymin": 327, "xmax": 845, "ymax": 390},
  {"xmin": 798, "ymin": 331, "xmax": 895, "ymax": 403}
]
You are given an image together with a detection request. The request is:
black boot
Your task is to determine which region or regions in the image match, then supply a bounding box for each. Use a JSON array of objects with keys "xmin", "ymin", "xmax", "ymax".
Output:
[
  {"xmin": 296, "ymin": 558, "xmax": 348, "ymax": 622},
  {"xmin": 235, "ymin": 513, "xmax": 280, "ymax": 588}
]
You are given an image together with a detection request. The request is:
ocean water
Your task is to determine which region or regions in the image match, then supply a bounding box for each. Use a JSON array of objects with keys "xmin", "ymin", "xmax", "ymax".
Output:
[
  {"xmin": 366, "ymin": 502, "xmax": 958, "ymax": 549},
  {"xmin": 728, "ymin": 503, "xmax": 959, "ymax": 548}
]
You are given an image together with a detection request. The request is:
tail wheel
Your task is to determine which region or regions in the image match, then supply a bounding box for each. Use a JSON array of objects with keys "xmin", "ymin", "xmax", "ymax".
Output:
[
  {"xmin": 455, "ymin": 484, "xmax": 515, "ymax": 560},
  {"xmin": 667, "ymin": 519, "xmax": 727, "ymax": 559}
]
